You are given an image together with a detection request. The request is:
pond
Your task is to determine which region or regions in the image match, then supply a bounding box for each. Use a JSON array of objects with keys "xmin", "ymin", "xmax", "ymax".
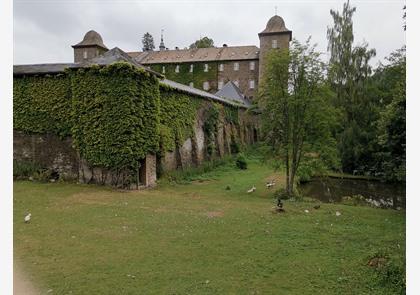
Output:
[{"xmin": 299, "ymin": 177, "xmax": 405, "ymax": 209}]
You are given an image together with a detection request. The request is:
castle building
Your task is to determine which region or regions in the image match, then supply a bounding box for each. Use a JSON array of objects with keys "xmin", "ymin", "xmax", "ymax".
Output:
[{"xmin": 71, "ymin": 15, "xmax": 292, "ymax": 100}]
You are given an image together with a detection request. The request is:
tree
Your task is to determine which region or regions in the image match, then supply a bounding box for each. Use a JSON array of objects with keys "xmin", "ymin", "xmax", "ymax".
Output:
[
  {"xmin": 375, "ymin": 47, "xmax": 406, "ymax": 181},
  {"xmin": 259, "ymin": 39, "xmax": 338, "ymax": 197},
  {"xmin": 189, "ymin": 37, "xmax": 215, "ymax": 49},
  {"xmin": 327, "ymin": 0, "xmax": 377, "ymax": 173},
  {"xmin": 142, "ymin": 32, "xmax": 155, "ymax": 51}
]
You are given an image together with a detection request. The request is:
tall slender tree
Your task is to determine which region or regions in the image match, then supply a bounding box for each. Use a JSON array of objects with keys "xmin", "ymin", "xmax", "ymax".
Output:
[
  {"xmin": 260, "ymin": 39, "xmax": 337, "ymax": 196},
  {"xmin": 327, "ymin": 0, "xmax": 377, "ymax": 173},
  {"xmin": 142, "ymin": 32, "xmax": 155, "ymax": 51}
]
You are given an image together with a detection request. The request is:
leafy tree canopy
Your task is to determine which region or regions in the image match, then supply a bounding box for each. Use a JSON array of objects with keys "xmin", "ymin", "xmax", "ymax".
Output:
[
  {"xmin": 142, "ymin": 32, "xmax": 155, "ymax": 51},
  {"xmin": 189, "ymin": 37, "xmax": 215, "ymax": 49}
]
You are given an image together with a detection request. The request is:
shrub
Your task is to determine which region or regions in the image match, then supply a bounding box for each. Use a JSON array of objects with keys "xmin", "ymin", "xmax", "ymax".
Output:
[
  {"xmin": 235, "ymin": 153, "xmax": 248, "ymax": 170},
  {"xmin": 13, "ymin": 160, "xmax": 42, "ymax": 179}
]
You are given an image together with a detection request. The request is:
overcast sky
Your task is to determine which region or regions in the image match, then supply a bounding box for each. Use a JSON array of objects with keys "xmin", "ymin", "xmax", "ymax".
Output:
[{"xmin": 14, "ymin": 0, "xmax": 406, "ymax": 67}]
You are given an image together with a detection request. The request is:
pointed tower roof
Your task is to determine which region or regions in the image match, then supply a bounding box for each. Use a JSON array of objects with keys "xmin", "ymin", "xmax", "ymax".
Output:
[
  {"xmin": 72, "ymin": 30, "xmax": 108, "ymax": 49},
  {"xmin": 259, "ymin": 15, "xmax": 292, "ymax": 40},
  {"xmin": 159, "ymin": 29, "xmax": 165, "ymax": 51}
]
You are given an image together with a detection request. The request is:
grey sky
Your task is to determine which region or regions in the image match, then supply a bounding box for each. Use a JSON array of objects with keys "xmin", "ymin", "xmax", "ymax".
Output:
[{"xmin": 14, "ymin": 0, "xmax": 406, "ymax": 67}]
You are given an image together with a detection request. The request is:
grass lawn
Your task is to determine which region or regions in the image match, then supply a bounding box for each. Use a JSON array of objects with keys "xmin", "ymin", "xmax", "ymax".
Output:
[{"xmin": 14, "ymin": 157, "xmax": 405, "ymax": 294}]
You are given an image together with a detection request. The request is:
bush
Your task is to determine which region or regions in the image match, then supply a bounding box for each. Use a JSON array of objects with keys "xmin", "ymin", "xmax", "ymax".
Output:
[
  {"xmin": 235, "ymin": 153, "xmax": 248, "ymax": 170},
  {"xmin": 13, "ymin": 160, "xmax": 42, "ymax": 180}
]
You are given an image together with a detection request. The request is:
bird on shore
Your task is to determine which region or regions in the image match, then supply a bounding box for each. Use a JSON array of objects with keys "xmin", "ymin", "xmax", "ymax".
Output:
[
  {"xmin": 266, "ymin": 180, "xmax": 276, "ymax": 189},
  {"xmin": 247, "ymin": 186, "xmax": 256, "ymax": 193},
  {"xmin": 24, "ymin": 213, "xmax": 31, "ymax": 223}
]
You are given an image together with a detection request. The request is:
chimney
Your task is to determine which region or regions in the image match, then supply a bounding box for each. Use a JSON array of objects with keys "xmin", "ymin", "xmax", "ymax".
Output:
[
  {"xmin": 223, "ymin": 44, "xmax": 228, "ymax": 47},
  {"xmin": 175, "ymin": 46, "xmax": 179, "ymax": 50}
]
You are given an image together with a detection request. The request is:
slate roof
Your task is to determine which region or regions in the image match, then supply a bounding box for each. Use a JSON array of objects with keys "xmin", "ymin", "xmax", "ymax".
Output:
[
  {"xmin": 161, "ymin": 79, "xmax": 248, "ymax": 108},
  {"xmin": 127, "ymin": 45, "xmax": 259, "ymax": 64},
  {"xmin": 72, "ymin": 30, "xmax": 108, "ymax": 49},
  {"xmin": 215, "ymin": 81, "xmax": 251, "ymax": 106},
  {"xmin": 13, "ymin": 48, "xmax": 247, "ymax": 108},
  {"xmin": 13, "ymin": 47, "xmax": 161, "ymax": 77}
]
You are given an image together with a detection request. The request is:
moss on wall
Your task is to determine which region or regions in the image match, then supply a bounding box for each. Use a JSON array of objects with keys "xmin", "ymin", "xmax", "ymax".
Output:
[{"xmin": 150, "ymin": 62, "xmax": 218, "ymax": 92}]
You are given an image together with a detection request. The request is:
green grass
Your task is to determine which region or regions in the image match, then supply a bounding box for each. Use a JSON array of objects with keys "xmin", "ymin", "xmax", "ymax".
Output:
[{"xmin": 14, "ymin": 158, "xmax": 405, "ymax": 294}]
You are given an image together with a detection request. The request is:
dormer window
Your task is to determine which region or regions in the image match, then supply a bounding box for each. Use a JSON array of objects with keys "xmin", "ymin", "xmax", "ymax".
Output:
[
  {"xmin": 190, "ymin": 64, "xmax": 194, "ymax": 73},
  {"xmin": 219, "ymin": 64, "xmax": 224, "ymax": 72},
  {"xmin": 249, "ymin": 61, "xmax": 255, "ymax": 71},
  {"xmin": 272, "ymin": 39, "xmax": 278, "ymax": 49},
  {"xmin": 234, "ymin": 62, "xmax": 239, "ymax": 71},
  {"xmin": 175, "ymin": 65, "xmax": 180, "ymax": 73},
  {"xmin": 204, "ymin": 64, "xmax": 209, "ymax": 72},
  {"xmin": 83, "ymin": 50, "xmax": 88, "ymax": 59}
]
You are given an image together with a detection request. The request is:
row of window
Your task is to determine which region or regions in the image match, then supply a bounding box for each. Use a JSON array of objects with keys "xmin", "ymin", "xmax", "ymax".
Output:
[
  {"xmin": 191, "ymin": 80, "xmax": 255, "ymax": 91},
  {"xmin": 161, "ymin": 61, "xmax": 256, "ymax": 74}
]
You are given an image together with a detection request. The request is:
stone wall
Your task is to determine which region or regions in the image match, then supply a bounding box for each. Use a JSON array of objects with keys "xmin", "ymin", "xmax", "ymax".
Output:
[
  {"xmin": 13, "ymin": 131, "xmax": 78, "ymax": 179},
  {"xmin": 159, "ymin": 103, "xmax": 258, "ymax": 173}
]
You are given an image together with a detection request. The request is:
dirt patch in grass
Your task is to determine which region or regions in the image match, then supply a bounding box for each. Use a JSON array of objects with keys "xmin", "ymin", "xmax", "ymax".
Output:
[
  {"xmin": 368, "ymin": 257, "xmax": 387, "ymax": 268},
  {"xmin": 203, "ymin": 211, "xmax": 224, "ymax": 218}
]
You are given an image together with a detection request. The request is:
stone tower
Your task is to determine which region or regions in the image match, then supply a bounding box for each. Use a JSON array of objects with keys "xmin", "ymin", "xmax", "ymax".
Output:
[
  {"xmin": 72, "ymin": 30, "xmax": 108, "ymax": 63},
  {"xmin": 258, "ymin": 15, "xmax": 292, "ymax": 84}
]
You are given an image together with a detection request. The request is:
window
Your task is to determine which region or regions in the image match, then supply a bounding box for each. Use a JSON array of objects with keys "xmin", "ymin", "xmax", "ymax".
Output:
[
  {"xmin": 218, "ymin": 81, "xmax": 224, "ymax": 90},
  {"xmin": 204, "ymin": 64, "xmax": 209, "ymax": 72},
  {"xmin": 175, "ymin": 65, "xmax": 180, "ymax": 73},
  {"xmin": 249, "ymin": 61, "xmax": 255, "ymax": 71},
  {"xmin": 162, "ymin": 66, "xmax": 165, "ymax": 74},
  {"xmin": 203, "ymin": 81, "xmax": 209, "ymax": 91},
  {"xmin": 189, "ymin": 82, "xmax": 194, "ymax": 88},
  {"xmin": 234, "ymin": 80, "xmax": 239, "ymax": 87},
  {"xmin": 272, "ymin": 39, "xmax": 278, "ymax": 49},
  {"xmin": 219, "ymin": 63, "xmax": 224, "ymax": 71},
  {"xmin": 83, "ymin": 51, "xmax": 88, "ymax": 59},
  {"xmin": 190, "ymin": 64, "xmax": 194, "ymax": 73},
  {"xmin": 249, "ymin": 80, "xmax": 255, "ymax": 89},
  {"xmin": 234, "ymin": 62, "xmax": 239, "ymax": 71}
]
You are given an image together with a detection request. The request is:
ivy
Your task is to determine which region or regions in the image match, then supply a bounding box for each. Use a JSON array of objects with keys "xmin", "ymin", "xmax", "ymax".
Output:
[
  {"xmin": 13, "ymin": 61, "xmax": 248, "ymax": 176},
  {"xmin": 159, "ymin": 87, "xmax": 201, "ymax": 152},
  {"xmin": 68, "ymin": 62, "xmax": 160, "ymax": 171},
  {"xmin": 13, "ymin": 74, "xmax": 72, "ymax": 137},
  {"xmin": 150, "ymin": 62, "xmax": 218, "ymax": 92}
]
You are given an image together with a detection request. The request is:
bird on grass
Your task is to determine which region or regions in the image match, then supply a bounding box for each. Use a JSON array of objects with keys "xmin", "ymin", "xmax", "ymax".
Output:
[
  {"xmin": 24, "ymin": 213, "xmax": 31, "ymax": 223},
  {"xmin": 266, "ymin": 180, "xmax": 276, "ymax": 189},
  {"xmin": 313, "ymin": 204, "xmax": 321, "ymax": 210},
  {"xmin": 247, "ymin": 186, "xmax": 256, "ymax": 193}
]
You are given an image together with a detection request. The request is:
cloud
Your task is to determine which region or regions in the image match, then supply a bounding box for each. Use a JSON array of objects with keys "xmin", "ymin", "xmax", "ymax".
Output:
[{"xmin": 13, "ymin": 0, "xmax": 405, "ymax": 65}]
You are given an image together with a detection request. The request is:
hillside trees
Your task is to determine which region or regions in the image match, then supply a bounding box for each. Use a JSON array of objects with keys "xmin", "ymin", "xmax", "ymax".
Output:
[
  {"xmin": 189, "ymin": 37, "xmax": 215, "ymax": 49},
  {"xmin": 260, "ymin": 39, "xmax": 338, "ymax": 196},
  {"xmin": 327, "ymin": 0, "xmax": 378, "ymax": 173}
]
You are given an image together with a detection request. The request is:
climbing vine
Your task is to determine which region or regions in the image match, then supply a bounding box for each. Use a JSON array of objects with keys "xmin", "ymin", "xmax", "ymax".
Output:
[
  {"xmin": 150, "ymin": 62, "xmax": 218, "ymax": 92},
  {"xmin": 68, "ymin": 62, "xmax": 160, "ymax": 171},
  {"xmin": 13, "ymin": 74, "xmax": 72, "ymax": 137},
  {"xmin": 159, "ymin": 85, "xmax": 201, "ymax": 153}
]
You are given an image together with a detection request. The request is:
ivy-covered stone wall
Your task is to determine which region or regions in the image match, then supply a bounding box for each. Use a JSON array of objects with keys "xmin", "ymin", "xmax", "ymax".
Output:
[
  {"xmin": 13, "ymin": 62, "xmax": 258, "ymax": 188},
  {"xmin": 150, "ymin": 62, "xmax": 218, "ymax": 92}
]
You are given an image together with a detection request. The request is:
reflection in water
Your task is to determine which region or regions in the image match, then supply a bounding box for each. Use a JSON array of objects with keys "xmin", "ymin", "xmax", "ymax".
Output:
[{"xmin": 299, "ymin": 177, "xmax": 405, "ymax": 209}]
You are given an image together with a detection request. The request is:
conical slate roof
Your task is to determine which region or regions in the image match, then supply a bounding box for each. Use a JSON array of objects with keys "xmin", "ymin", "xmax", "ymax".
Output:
[
  {"xmin": 72, "ymin": 30, "xmax": 108, "ymax": 49},
  {"xmin": 260, "ymin": 15, "xmax": 289, "ymax": 34}
]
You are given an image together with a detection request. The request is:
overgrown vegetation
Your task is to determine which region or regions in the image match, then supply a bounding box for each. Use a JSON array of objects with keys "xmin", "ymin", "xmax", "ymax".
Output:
[
  {"xmin": 159, "ymin": 87, "xmax": 201, "ymax": 152},
  {"xmin": 13, "ymin": 74, "xmax": 72, "ymax": 137},
  {"xmin": 150, "ymin": 61, "xmax": 218, "ymax": 92},
  {"xmin": 69, "ymin": 63, "xmax": 160, "ymax": 174}
]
